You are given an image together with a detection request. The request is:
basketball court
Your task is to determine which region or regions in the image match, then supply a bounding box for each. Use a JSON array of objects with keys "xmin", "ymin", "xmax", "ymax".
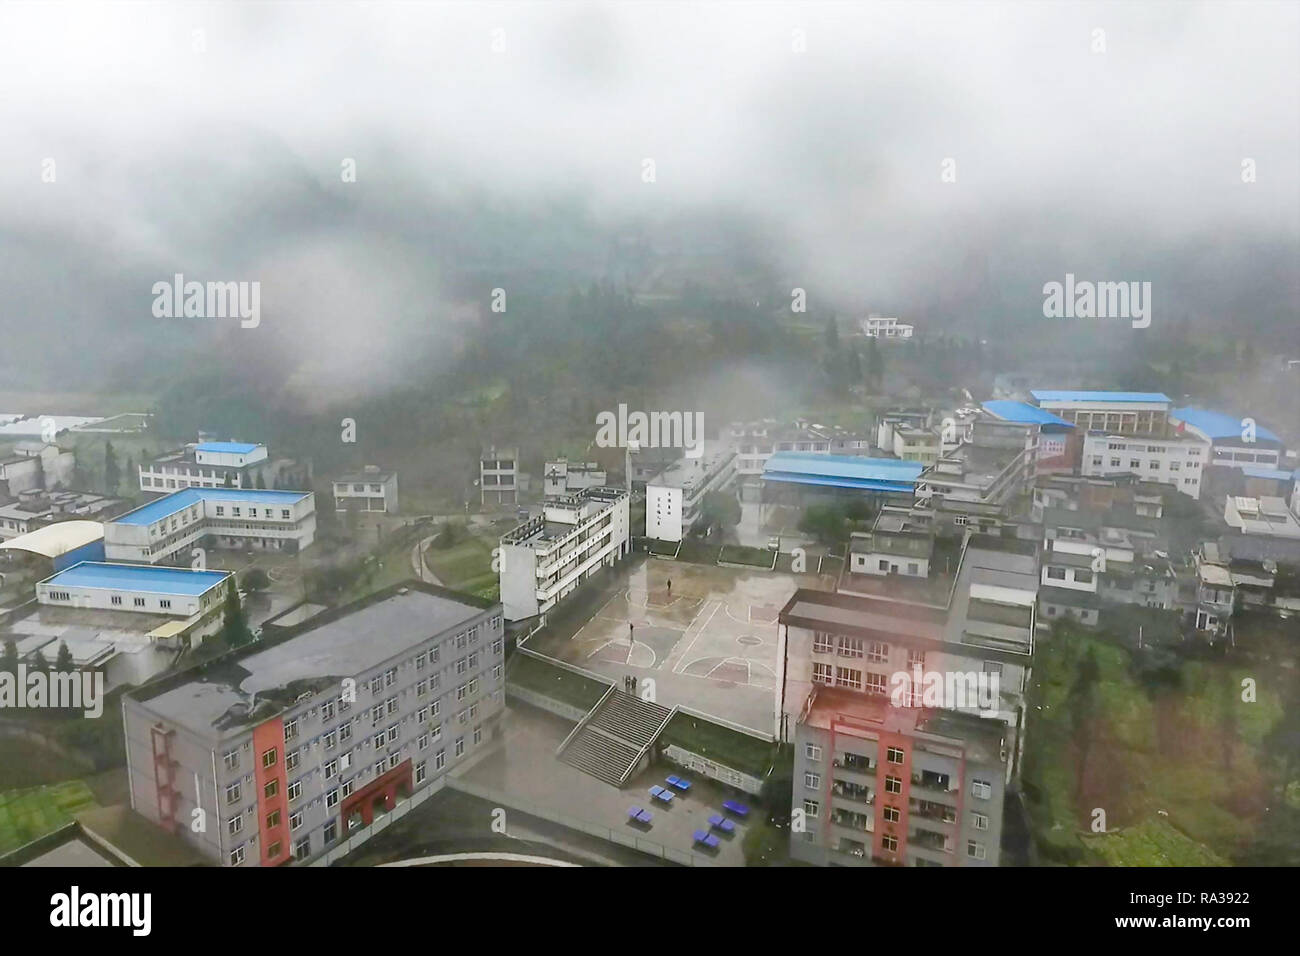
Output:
[{"xmin": 529, "ymin": 556, "xmax": 832, "ymax": 733}]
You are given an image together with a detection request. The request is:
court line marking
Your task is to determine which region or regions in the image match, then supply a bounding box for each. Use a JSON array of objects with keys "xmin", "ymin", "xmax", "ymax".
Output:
[{"xmin": 670, "ymin": 599, "xmax": 721, "ymax": 675}]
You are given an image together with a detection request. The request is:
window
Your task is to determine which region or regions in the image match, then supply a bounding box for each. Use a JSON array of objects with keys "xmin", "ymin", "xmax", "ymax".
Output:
[
  {"xmin": 267, "ymin": 841, "xmax": 281, "ymax": 858},
  {"xmin": 868, "ymin": 641, "xmax": 889, "ymax": 663},
  {"xmin": 266, "ymin": 810, "xmax": 281, "ymax": 829},
  {"xmin": 834, "ymin": 667, "xmax": 861, "ymax": 690},
  {"xmin": 228, "ymin": 815, "xmax": 243, "ymax": 836},
  {"xmin": 907, "ymin": 649, "xmax": 926, "ymax": 670},
  {"xmin": 812, "ymin": 663, "xmax": 834, "ymax": 685},
  {"xmin": 263, "ymin": 779, "xmax": 278, "ymax": 800},
  {"xmin": 967, "ymin": 840, "xmax": 986, "ymax": 861},
  {"xmin": 288, "ymin": 780, "xmax": 302, "ymax": 802},
  {"xmin": 972, "ymin": 812, "xmax": 989, "ymax": 830},
  {"xmin": 435, "ymin": 749, "xmax": 446, "ymax": 770},
  {"xmin": 838, "ymin": 636, "xmax": 863, "ymax": 658},
  {"xmin": 1047, "ymin": 566, "xmax": 1066, "ymax": 580},
  {"xmin": 804, "ymin": 772, "xmax": 821, "ymax": 790},
  {"xmin": 223, "ymin": 750, "xmax": 239, "ymax": 772},
  {"xmin": 813, "ymin": 632, "xmax": 835, "ymax": 654},
  {"xmin": 225, "ymin": 782, "xmax": 241, "ymax": 805},
  {"xmin": 803, "ymin": 799, "xmax": 820, "ymax": 819},
  {"xmin": 805, "ymin": 744, "xmax": 822, "ymax": 761},
  {"xmin": 321, "ymin": 699, "xmax": 335, "ymax": 721},
  {"xmin": 324, "ymin": 759, "xmax": 338, "ymax": 778},
  {"xmin": 261, "ymin": 748, "xmax": 277, "ymax": 769},
  {"xmin": 324, "ymin": 820, "xmax": 338, "ymax": 845},
  {"xmin": 416, "ymin": 652, "xmax": 427, "ymax": 670},
  {"xmin": 370, "ymin": 677, "xmax": 383, "ymax": 696},
  {"xmin": 881, "ymin": 835, "xmax": 898, "ymax": 852},
  {"xmin": 285, "ymin": 750, "xmax": 300, "ymax": 772},
  {"xmin": 133, "ymin": 597, "xmax": 146, "ymax": 607},
  {"xmin": 972, "ymin": 779, "xmax": 992, "ymax": 800},
  {"xmin": 111, "ymin": 595, "xmax": 122, "ymax": 606},
  {"xmin": 325, "ymin": 788, "xmax": 339, "ymax": 809},
  {"xmin": 883, "ymin": 806, "xmax": 900, "ymax": 823},
  {"xmin": 294, "ymin": 836, "xmax": 310, "ymax": 861},
  {"xmin": 229, "ymin": 846, "xmax": 245, "ymax": 866},
  {"xmin": 865, "ymin": 673, "xmax": 888, "ymax": 695},
  {"xmin": 885, "ymin": 776, "xmax": 902, "ymax": 794},
  {"xmin": 290, "ymin": 810, "xmax": 303, "ymax": 831},
  {"xmin": 284, "ymin": 718, "xmax": 299, "ymax": 741},
  {"xmin": 384, "ymin": 667, "xmax": 397, "ymax": 687},
  {"xmin": 323, "ymin": 731, "xmax": 336, "ymax": 751},
  {"xmin": 983, "ymin": 661, "xmax": 1002, "ymax": 676},
  {"xmin": 415, "ymin": 760, "xmax": 427, "ymax": 784},
  {"xmin": 455, "ymin": 737, "xmax": 465, "ymax": 758},
  {"xmin": 886, "ymin": 747, "xmax": 905, "ymax": 764}
]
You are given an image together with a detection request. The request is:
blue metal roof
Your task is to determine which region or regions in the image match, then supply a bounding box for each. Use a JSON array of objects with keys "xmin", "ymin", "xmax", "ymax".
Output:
[
  {"xmin": 981, "ymin": 400, "xmax": 1073, "ymax": 428},
  {"xmin": 1031, "ymin": 390, "xmax": 1172, "ymax": 404},
  {"xmin": 1241, "ymin": 466, "xmax": 1294, "ymax": 482},
  {"xmin": 196, "ymin": 441, "xmax": 261, "ymax": 454},
  {"xmin": 112, "ymin": 488, "xmax": 310, "ymax": 526},
  {"xmin": 763, "ymin": 452, "xmax": 923, "ymax": 492},
  {"xmin": 43, "ymin": 561, "xmax": 230, "ymax": 596},
  {"xmin": 1172, "ymin": 407, "xmax": 1281, "ymax": 444}
]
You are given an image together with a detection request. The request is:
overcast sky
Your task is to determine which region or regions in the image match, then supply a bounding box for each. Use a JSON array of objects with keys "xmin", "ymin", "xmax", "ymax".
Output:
[{"xmin": 2, "ymin": 1, "xmax": 1297, "ymax": 397}]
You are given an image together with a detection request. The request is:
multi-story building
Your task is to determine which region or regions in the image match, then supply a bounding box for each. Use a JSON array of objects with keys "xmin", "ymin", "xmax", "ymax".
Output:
[
  {"xmin": 790, "ymin": 533, "xmax": 1040, "ymax": 747},
  {"xmin": 1171, "ymin": 407, "xmax": 1286, "ymax": 476},
  {"xmin": 790, "ymin": 686, "xmax": 1009, "ymax": 867},
  {"xmin": 36, "ymin": 561, "xmax": 232, "ymax": 618},
  {"xmin": 121, "ymin": 581, "xmax": 505, "ymax": 866},
  {"xmin": 980, "ymin": 400, "xmax": 1076, "ymax": 473},
  {"xmin": 498, "ymin": 486, "xmax": 631, "ymax": 621},
  {"xmin": 729, "ymin": 420, "xmax": 871, "ymax": 499},
  {"xmin": 1080, "ymin": 431, "xmax": 1209, "ymax": 499},
  {"xmin": 913, "ymin": 420, "xmax": 1038, "ymax": 535},
  {"xmin": 1029, "ymin": 390, "xmax": 1174, "ymax": 436},
  {"xmin": 333, "ymin": 466, "xmax": 399, "ymax": 514},
  {"xmin": 645, "ymin": 442, "xmax": 736, "ymax": 542},
  {"xmin": 139, "ymin": 441, "xmax": 274, "ymax": 494},
  {"xmin": 0, "ymin": 489, "xmax": 124, "ymax": 540},
  {"xmin": 104, "ymin": 488, "xmax": 316, "ymax": 564},
  {"xmin": 860, "ymin": 315, "xmax": 914, "ymax": 340},
  {"xmin": 542, "ymin": 459, "xmax": 607, "ymax": 497},
  {"xmin": 480, "ymin": 446, "xmax": 518, "ymax": 507}
]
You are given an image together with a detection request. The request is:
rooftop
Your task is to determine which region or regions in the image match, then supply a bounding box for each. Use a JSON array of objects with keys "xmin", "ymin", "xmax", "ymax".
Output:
[
  {"xmin": 133, "ymin": 582, "xmax": 495, "ymax": 735},
  {"xmin": 195, "ymin": 441, "xmax": 262, "ymax": 455},
  {"xmin": 0, "ymin": 520, "xmax": 104, "ymax": 558},
  {"xmin": 763, "ymin": 452, "xmax": 923, "ymax": 492},
  {"xmin": 1172, "ymin": 407, "xmax": 1281, "ymax": 444},
  {"xmin": 40, "ymin": 561, "xmax": 230, "ymax": 597},
  {"xmin": 981, "ymin": 400, "xmax": 1073, "ymax": 428},
  {"xmin": 111, "ymin": 487, "xmax": 310, "ymax": 527},
  {"xmin": 1031, "ymin": 390, "xmax": 1173, "ymax": 404}
]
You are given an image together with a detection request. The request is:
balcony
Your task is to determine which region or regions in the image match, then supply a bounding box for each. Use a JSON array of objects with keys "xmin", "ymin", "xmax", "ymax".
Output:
[
  {"xmin": 831, "ymin": 782, "xmax": 874, "ymax": 806},
  {"xmin": 831, "ymin": 810, "xmax": 874, "ymax": 834}
]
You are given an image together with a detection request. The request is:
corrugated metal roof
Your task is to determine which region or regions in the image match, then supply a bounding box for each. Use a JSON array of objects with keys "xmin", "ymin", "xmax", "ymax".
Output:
[
  {"xmin": 196, "ymin": 441, "xmax": 261, "ymax": 454},
  {"xmin": 981, "ymin": 400, "xmax": 1073, "ymax": 427},
  {"xmin": 111, "ymin": 488, "xmax": 309, "ymax": 526},
  {"xmin": 40, "ymin": 561, "xmax": 230, "ymax": 596},
  {"xmin": 0, "ymin": 520, "xmax": 104, "ymax": 558},
  {"xmin": 1171, "ymin": 407, "xmax": 1281, "ymax": 443},
  {"xmin": 762, "ymin": 452, "xmax": 923, "ymax": 491},
  {"xmin": 1031, "ymin": 390, "xmax": 1172, "ymax": 404}
]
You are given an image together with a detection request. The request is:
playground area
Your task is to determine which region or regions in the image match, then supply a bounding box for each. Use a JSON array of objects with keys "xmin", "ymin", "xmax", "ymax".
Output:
[{"xmin": 527, "ymin": 556, "xmax": 831, "ymax": 734}]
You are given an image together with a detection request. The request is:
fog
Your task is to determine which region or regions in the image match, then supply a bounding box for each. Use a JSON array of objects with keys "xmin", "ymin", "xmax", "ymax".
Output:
[{"xmin": 1, "ymin": 0, "xmax": 1297, "ymax": 399}]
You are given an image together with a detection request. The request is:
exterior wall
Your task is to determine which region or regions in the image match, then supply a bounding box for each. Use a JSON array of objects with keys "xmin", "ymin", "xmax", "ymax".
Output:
[
  {"xmin": 104, "ymin": 493, "xmax": 316, "ymax": 564},
  {"xmin": 333, "ymin": 475, "xmax": 399, "ymax": 513},
  {"xmin": 1037, "ymin": 399, "xmax": 1170, "ymax": 436},
  {"xmin": 35, "ymin": 574, "xmax": 227, "ymax": 617},
  {"xmin": 1081, "ymin": 433, "xmax": 1209, "ymax": 499},
  {"xmin": 125, "ymin": 604, "xmax": 507, "ymax": 866},
  {"xmin": 195, "ymin": 446, "xmax": 268, "ymax": 469},
  {"xmin": 646, "ymin": 485, "xmax": 684, "ymax": 541},
  {"xmin": 0, "ymin": 457, "xmax": 42, "ymax": 495},
  {"xmin": 849, "ymin": 549, "xmax": 930, "ymax": 577}
]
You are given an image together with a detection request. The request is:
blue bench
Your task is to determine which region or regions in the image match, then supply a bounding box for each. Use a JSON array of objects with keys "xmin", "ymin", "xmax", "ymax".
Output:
[
  {"xmin": 649, "ymin": 785, "xmax": 674, "ymax": 804},
  {"xmin": 722, "ymin": 799, "xmax": 750, "ymax": 817},
  {"xmin": 627, "ymin": 807, "xmax": 653, "ymax": 825},
  {"xmin": 693, "ymin": 829, "xmax": 720, "ymax": 849},
  {"xmin": 707, "ymin": 814, "xmax": 735, "ymax": 833},
  {"xmin": 666, "ymin": 775, "xmax": 692, "ymax": 792}
]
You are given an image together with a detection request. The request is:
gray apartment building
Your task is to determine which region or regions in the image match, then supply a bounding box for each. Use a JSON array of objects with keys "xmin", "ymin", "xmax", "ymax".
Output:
[
  {"xmin": 122, "ymin": 581, "xmax": 505, "ymax": 867},
  {"xmin": 790, "ymin": 685, "xmax": 1008, "ymax": 867}
]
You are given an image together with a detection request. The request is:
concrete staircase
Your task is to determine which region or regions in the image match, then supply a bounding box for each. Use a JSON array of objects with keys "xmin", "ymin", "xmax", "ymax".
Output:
[{"xmin": 559, "ymin": 690, "xmax": 674, "ymax": 787}]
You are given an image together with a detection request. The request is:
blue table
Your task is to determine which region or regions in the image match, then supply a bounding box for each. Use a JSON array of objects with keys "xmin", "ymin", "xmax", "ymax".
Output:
[
  {"xmin": 649, "ymin": 785, "xmax": 674, "ymax": 804},
  {"xmin": 693, "ymin": 829, "xmax": 721, "ymax": 849},
  {"xmin": 722, "ymin": 799, "xmax": 750, "ymax": 817},
  {"xmin": 708, "ymin": 814, "xmax": 735, "ymax": 833}
]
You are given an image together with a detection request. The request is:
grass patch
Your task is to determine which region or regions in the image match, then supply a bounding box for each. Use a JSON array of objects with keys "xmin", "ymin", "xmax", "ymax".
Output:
[
  {"xmin": 506, "ymin": 654, "xmax": 611, "ymax": 711},
  {"xmin": 0, "ymin": 780, "xmax": 97, "ymax": 855},
  {"xmin": 1082, "ymin": 818, "xmax": 1229, "ymax": 866},
  {"xmin": 425, "ymin": 537, "xmax": 495, "ymax": 589},
  {"xmin": 661, "ymin": 713, "xmax": 776, "ymax": 778},
  {"xmin": 717, "ymin": 545, "xmax": 775, "ymax": 569}
]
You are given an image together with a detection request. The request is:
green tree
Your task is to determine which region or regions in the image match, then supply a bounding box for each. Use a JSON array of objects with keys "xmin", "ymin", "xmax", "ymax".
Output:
[
  {"xmin": 866, "ymin": 336, "xmax": 884, "ymax": 389},
  {"xmin": 104, "ymin": 441, "xmax": 119, "ymax": 493},
  {"xmin": 55, "ymin": 641, "xmax": 74, "ymax": 672},
  {"xmin": 0, "ymin": 639, "xmax": 18, "ymax": 675},
  {"xmin": 30, "ymin": 649, "xmax": 50, "ymax": 672},
  {"xmin": 223, "ymin": 471, "xmax": 234, "ymax": 488},
  {"xmin": 241, "ymin": 568, "xmax": 272, "ymax": 593},
  {"xmin": 696, "ymin": 490, "xmax": 741, "ymax": 536},
  {"xmin": 221, "ymin": 584, "xmax": 250, "ymax": 648},
  {"xmin": 255, "ymin": 471, "xmax": 266, "ymax": 489},
  {"xmin": 798, "ymin": 503, "xmax": 848, "ymax": 547}
]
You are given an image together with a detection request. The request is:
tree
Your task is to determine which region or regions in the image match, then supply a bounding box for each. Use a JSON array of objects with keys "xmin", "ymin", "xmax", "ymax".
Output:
[
  {"xmin": 104, "ymin": 441, "xmax": 119, "ymax": 493},
  {"xmin": 223, "ymin": 471, "xmax": 234, "ymax": 488},
  {"xmin": 55, "ymin": 641, "xmax": 74, "ymax": 672},
  {"xmin": 30, "ymin": 649, "xmax": 50, "ymax": 672},
  {"xmin": 866, "ymin": 336, "xmax": 884, "ymax": 389},
  {"xmin": 0, "ymin": 640, "xmax": 17, "ymax": 675},
  {"xmin": 696, "ymin": 490, "xmax": 741, "ymax": 536},
  {"xmin": 220, "ymin": 584, "xmax": 250, "ymax": 648},
  {"xmin": 824, "ymin": 315, "xmax": 839, "ymax": 352},
  {"xmin": 123, "ymin": 456, "xmax": 134, "ymax": 494},
  {"xmin": 241, "ymin": 568, "xmax": 272, "ymax": 593},
  {"xmin": 798, "ymin": 503, "xmax": 848, "ymax": 547},
  {"xmin": 255, "ymin": 471, "xmax": 266, "ymax": 489}
]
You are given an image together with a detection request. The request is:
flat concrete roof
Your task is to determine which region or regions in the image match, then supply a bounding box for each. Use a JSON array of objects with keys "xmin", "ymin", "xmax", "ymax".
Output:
[
  {"xmin": 41, "ymin": 561, "xmax": 230, "ymax": 597},
  {"xmin": 136, "ymin": 583, "xmax": 495, "ymax": 736},
  {"xmin": 112, "ymin": 487, "xmax": 310, "ymax": 527}
]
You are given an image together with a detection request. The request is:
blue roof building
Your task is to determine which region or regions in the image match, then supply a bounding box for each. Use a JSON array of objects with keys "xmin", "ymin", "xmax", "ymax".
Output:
[
  {"xmin": 981, "ymin": 400, "xmax": 1073, "ymax": 429},
  {"xmin": 37, "ymin": 561, "xmax": 231, "ymax": 616},
  {"xmin": 1171, "ymin": 407, "xmax": 1282, "ymax": 445},
  {"xmin": 763, "ymin": 452, "xmax": 924, "ymax": 494}
]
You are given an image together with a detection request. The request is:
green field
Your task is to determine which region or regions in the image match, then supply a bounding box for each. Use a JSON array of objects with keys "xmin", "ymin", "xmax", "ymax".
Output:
[
  {"xmin": 506, "ymin": 653, "xmax": 611, "ymax": 710},
  {"xmin": 661, "ymin": 713, "xmax": 777, "ymax": 778},
  {"xmin": 1023, "ymin": 623, "xmax": 1287, "ymax": 865},
  {"xmin": 425, "ymin": 535, "xmax": 497, "ymax": 597},
  {"xmin": 0, "ymin": 780, "xmax": 97, "ymax": 855}
]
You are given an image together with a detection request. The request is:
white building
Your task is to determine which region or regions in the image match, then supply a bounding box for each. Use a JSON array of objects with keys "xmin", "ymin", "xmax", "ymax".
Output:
[
  {"xmin": 139, "ymin": 441, "xmax": 271, "ymax": 493},
  {"xmin": 498, "ymin": 487, "xmax": 631, "ymax": 621},
  {"xmin": 36, "ymin": 561, "xmax": 232, "ymax": 618},
  {"xmin": 1029, "ymin": 390, "xmax": 1173, "ymax": 436},
  {"xmin": 1224, "ymin": 496, "xmax": 1300, "ymax": 539},
  {"xmin": 480, "ymin": 446, "xmax": 519, "ymax": 507},
  {"xmin": 1080, "ymin": 432, "xmax": 1209, "ymax": 499},
  {"xmin": 104, "ymin": 488, "xmax": 316, "ymax": 564},
  {"xmin": 333, "ymin": 466, "xmax": 399, "ymax": 514},
  {"xmin": 861, "ymin": 315, "xmax": 914, "ymax": 340},
  {"xmin": 645, "ymin": 443, "xmax": 737, "ymax": 542},
  {"xmin": 542, "ymin": 459, "xmax": 607, "ymax": 497}
]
